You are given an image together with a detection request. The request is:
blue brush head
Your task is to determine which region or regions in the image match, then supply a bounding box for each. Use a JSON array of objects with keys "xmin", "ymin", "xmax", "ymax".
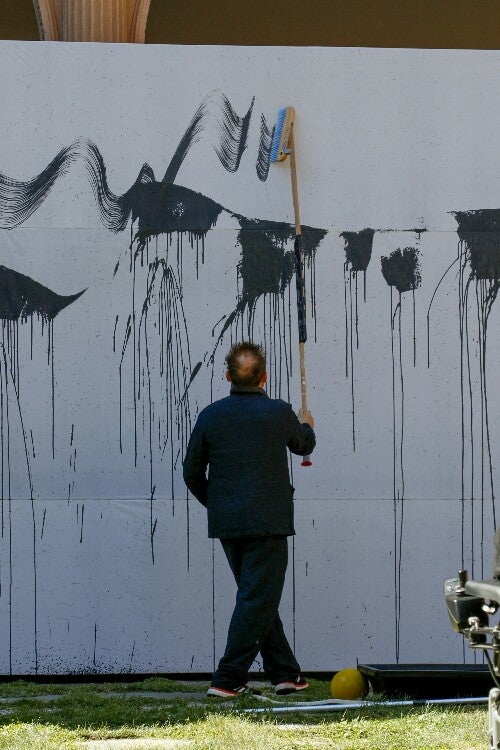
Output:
[{"xmin": 270, "ymin": 108, "xmax": 287, "ymax": 163}]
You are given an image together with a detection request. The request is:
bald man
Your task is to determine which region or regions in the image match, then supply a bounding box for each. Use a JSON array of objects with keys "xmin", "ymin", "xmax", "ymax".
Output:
[{"xmin": 183, "ymin": 341, "xmax": 315, "ymax": 697}]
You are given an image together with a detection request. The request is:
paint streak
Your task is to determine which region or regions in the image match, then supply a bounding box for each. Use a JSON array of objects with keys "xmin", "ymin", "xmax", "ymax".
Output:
[
  {"xmin": 164, "ymin": 91, "xmax": 254, "ymax": 183},
  {"xmin": 120, "ymin": 249, "xmax": 195, "ymax": 562},
  {"xmin": 0, "ymin": 91, "xmax": 254, "ymax": 232},
  {"xmin": 341, "ymin": 228, "xmax": 375, "ymax": 451},
  {"xmin": 454, "ymin": 210, "xmax": 498, "ymax": 575},
  {"xmin": 0, "ymin": 340, "xmax": 36, "ymax": 672},
  {"xmin": 0, "ymin": 142, "xmax": 82, "ymax": 228},
  {"xmin": 381, "ymin": 246, "xmax": 421, "ymax": 663},
  {"xmin": 207, "ymin": 216, "xmax": 326, "ymax": 400},
  {"xmin": 0, "ymin": 267, "xmax": 84, "ymax": 459},
  {"xmin": 0, "ymin": 269, "xmax": 83, "ymax": 673},
  {"xmin": 427, "ymin": 210, "xmax": 499, "ymax": 577},
  {"xmin": 0, "ymin": 266, "xmax": 85, "ymax": 321},
  {"xmin": 125, "ymin": 181, "xmax": 224, "ymax": 264},
  {"xmin": 256, "ymin": 114, "xmax": 275, "ymax": 182}
]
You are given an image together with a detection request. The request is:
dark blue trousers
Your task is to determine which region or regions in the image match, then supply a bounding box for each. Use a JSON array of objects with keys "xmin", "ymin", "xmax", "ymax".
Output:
[{"xmin": 212, "ymin": 535, "xmax": 301, "ymax": 688}]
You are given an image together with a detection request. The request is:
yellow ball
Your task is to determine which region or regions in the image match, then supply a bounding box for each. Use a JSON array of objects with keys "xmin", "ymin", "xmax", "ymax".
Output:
[{"xmin": 330, "ymin": 668, "xmax": 368, "ymax": 700}]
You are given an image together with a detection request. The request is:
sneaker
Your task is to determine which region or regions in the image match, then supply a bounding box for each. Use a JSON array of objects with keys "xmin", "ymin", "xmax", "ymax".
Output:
[
  {"xmin": 207, "ymin": 684, "xmax": 260, "ymax": 698},
  {"xmin": 274, "ymin": 675, "xmax": 309, "ymax": 695}
]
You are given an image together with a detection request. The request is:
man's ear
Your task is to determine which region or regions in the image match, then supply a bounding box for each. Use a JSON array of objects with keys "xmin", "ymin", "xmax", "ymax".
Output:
[{"xmin": 226, "ymin": 372, "xmax": 231, "ymax": 382}]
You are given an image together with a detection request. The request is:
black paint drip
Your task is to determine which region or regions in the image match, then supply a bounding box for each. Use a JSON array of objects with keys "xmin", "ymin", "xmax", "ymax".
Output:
[
  {"xmin": 0, "ymin": 266, "xmax": 85, "ymax": 321},
  {"xmin": 207, "ymin": 215, "xmax": 326, "ymax": 401},
  {"xmin": 256, "ymin": 114, "xmax": 275, "ymax": 182},
  {"xmin": 120, "ymin": 243, "xmax": 197, "ymax": 565},
  {"xmin": 0, "ymin": 268, "xmax": 84, "ymax": 674},
  {"xmin": 0, "ymin": 335, "xmax": 36, "ymax": 673},
  {"xmin": 0, "ymin": 265, "xmax": 84, "ymax": 459},
  {"xmin": 341, "ymin": 228, "xmax": 375, "ymax": 451},
  {"xmin": 454, "ymin": 210, "xmax": 498, "ymax": 573},
  {"xmin": 427, "ymin": 210, "xmax": 499, "ymax": 577},
  {"xmin": 381, "ymin": 246, "xmax": 421, "ymax": 663},
  {"xmin": 124, "ymin": 180, "xmax": 224, "ymax": 260}
]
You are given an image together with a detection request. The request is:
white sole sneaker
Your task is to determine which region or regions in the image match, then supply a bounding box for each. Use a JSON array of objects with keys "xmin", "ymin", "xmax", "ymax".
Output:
[
  {"xmin": 207, "ymin": 685, "xmax": 250, "ymax": 698},
  {"xmin": 275, "ymin": 678, "xmax": 309, "ymax": 695}
]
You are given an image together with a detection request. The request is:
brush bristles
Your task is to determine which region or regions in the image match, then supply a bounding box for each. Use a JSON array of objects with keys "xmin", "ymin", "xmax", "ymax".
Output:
[{"xmin": 270, "ymin": 107, "xmax": 294, "ymax": 163}]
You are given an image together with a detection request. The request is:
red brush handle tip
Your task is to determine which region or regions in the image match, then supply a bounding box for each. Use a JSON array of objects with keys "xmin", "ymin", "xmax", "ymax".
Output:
[{"xmin": 301, "ymin": 457, "xmax": 312, "ymax": 467}]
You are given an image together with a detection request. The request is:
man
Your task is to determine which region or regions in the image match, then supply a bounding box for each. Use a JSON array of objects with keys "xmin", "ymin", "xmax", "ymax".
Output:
[{"xmin": 183, "ymin": 341, "xmax": 316, "ymax": 697}]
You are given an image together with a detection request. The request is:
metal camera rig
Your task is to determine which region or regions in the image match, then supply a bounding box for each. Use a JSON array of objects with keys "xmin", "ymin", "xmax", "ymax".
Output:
[{"xmin": 445, "ymin": 570, "xmax": 500, "ymax": 750}]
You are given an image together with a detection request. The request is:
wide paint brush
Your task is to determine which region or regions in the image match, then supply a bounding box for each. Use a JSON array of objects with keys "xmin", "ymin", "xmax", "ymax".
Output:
[{"xmin": 271, "ymin": 107, "xmax": 313, "ymax": 466}]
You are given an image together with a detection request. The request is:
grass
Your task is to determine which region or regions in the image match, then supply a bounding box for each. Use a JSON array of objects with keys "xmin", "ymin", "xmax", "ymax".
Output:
[{"xmin": 0, "ymin": 678, "xmax": 489, "ymax": 750}]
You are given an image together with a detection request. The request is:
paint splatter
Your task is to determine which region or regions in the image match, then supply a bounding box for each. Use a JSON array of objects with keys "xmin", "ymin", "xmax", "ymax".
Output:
[
  {"xmin": 256, "ymin": 114, "xmax": 275, "ymax": 182},
  {"xmin": 0, "ymin": 338, "xmax": 36, "ymax": 672},
  {"xmin": 427, "ymin": 210, "xmax": 499, "ymax": 577},
  {"xmin": 119, "ymin": 246, "xmax": 197, "ymax": 563},
  {"xmin": 0, "ymin": 266, "xmax": 85, "ymax": 321},
  {"xmin": 0, "ymin": 266, "xmax": 85, "ymax": 456},
  {"xmin": 381, "ymin": 246, "xmax": 421, "ymax": 663},
  {"xmin": 0, "ymin": 268, "xmax": 83, "ymax": 674},
  {"xmin": 456, "ymin": 210, "xmax": 497, "ymax": 576},
  {"xmin": 381, "ymin": 247, "xmax": 421, "ymax": 294},
  {"xmin": 341, "ymin": 228, "xmax": 375, "ymax": 450},
  {"xmin": 164, "ymin": 91, "xmax": 254, "ymax": 184},
  {"xmin": 208, "ymin": 216, "xmax": 326, "ymax": 401}
]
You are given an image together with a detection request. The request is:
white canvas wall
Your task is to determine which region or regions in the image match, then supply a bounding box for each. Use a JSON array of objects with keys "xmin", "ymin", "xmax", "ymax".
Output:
[{"xmin": 0, "ymin": 42, "xmax": 499, "ymax": 674}]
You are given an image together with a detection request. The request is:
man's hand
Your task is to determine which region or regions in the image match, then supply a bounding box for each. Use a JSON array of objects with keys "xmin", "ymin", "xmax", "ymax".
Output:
[{"xmin": 298, "ymin": 408, "xmax": 314, "ymax": 428}]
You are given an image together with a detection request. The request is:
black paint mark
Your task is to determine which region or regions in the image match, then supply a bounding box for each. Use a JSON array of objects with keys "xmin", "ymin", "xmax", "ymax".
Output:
[
  {"xmin": 208, "ymin": 215, "xmax": 326, "ymax": 400},
  {"xmin": 256, "ymin": 114, "xmax": 275, "ymax": 182},
  {"xmin": 446, "ymin": 210, "xmax": 498, "ymax": 573},
  {"xmin": 341, "ymin": 228, "xmax": 374, "ymax": 300},
  {"xmin": 381, "ymin": 246, "xmax": 421, "ymax": 663},
  {"xmin": 0, "ymin": 267, "xmax": 84, "ymax": 460},
  {"xmin": 128, "ymin": 640, "xmax": 136, "ymax": 673},
  {"xmin": 180, "ymin": 361, "xmax": 202, "ymax": 404},
  {"xmin": 0, "ymin": 92, "xmax": 254, "ymax": 232},
  {"xmin": 341, "ymin": 228, "xmax": 375, "ymax": 451},
  {"xmin": 164, "ymin": 91, "xmax": 254, "ymax": 184},
  {"xmin": 120, "ymin": 250, "xmax": 195, "ymax": 561},
  {"xmin": 0, "ymin": 340, "xmax": 37, "ymax": 672},
  {"xmin": 79, "ymin": 503, "xmax": 84, "ymax": 543},
  {"xmin": 0, "ymin": 266, "xmax": 85, "ymax": 321},
  {"xmin": 126, "ymin": 181, "xmax": 224, "ymax": 265},
  {"xmin": 112, "ymin": 315, "xmax": 118, "ymax": 353},
  {"xmin": 381, "ymin": 247, "xmax": 421, "ymax": 294},
  {"xmin": 427, "ymin": 210, "xmax": 499, "ymax": 575},
  {"xmin": 68, "ymin": 425, "xmax": 76, "ymax": 501},
  {"xmin": 0, "ymin": 141, "xmax": 82, "ymax": 228}
]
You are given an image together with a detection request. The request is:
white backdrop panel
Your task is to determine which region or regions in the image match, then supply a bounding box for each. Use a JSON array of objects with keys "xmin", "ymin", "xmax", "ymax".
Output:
[{"xmin": 0, "ymin": 42, "xmax": 498, "ymax": 673}]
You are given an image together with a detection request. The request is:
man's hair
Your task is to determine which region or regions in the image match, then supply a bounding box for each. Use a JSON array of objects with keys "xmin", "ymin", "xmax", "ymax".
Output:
[{"xmin": 225, "ymin": 341, "xmax": 266, "ymax": 387}]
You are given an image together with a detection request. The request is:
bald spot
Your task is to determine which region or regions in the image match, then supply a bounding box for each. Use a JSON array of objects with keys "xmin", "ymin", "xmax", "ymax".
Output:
[{"xmin": 234, "ymin": 351, "xmax": 259, "ymax": 381}]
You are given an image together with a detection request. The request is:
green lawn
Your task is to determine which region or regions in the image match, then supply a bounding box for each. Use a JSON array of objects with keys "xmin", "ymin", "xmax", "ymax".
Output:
[{"xmin": 0, "ymin": 678, "xmax": 489, "ymax": 750}]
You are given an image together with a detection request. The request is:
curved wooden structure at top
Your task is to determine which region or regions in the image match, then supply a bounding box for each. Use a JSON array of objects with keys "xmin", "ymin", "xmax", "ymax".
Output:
[{"xmin": 32, "ymin": 0, "xmax": 152, "ymax": 42}]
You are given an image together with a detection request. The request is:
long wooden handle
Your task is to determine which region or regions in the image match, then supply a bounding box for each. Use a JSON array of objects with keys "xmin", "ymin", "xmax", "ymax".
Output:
[
  {"xmin": 289, "ymin": 129, "xmax": 301, "ymax": 235},
  {"xmin": 289, "ymin": 128, "xmax": 312, "ymax": 467}
]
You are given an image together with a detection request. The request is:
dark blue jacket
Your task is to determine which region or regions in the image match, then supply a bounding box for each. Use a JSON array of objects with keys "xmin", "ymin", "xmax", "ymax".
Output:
[{"xmin": 183, "ymin": 386, "xmax": 316, "ymax": 538}]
